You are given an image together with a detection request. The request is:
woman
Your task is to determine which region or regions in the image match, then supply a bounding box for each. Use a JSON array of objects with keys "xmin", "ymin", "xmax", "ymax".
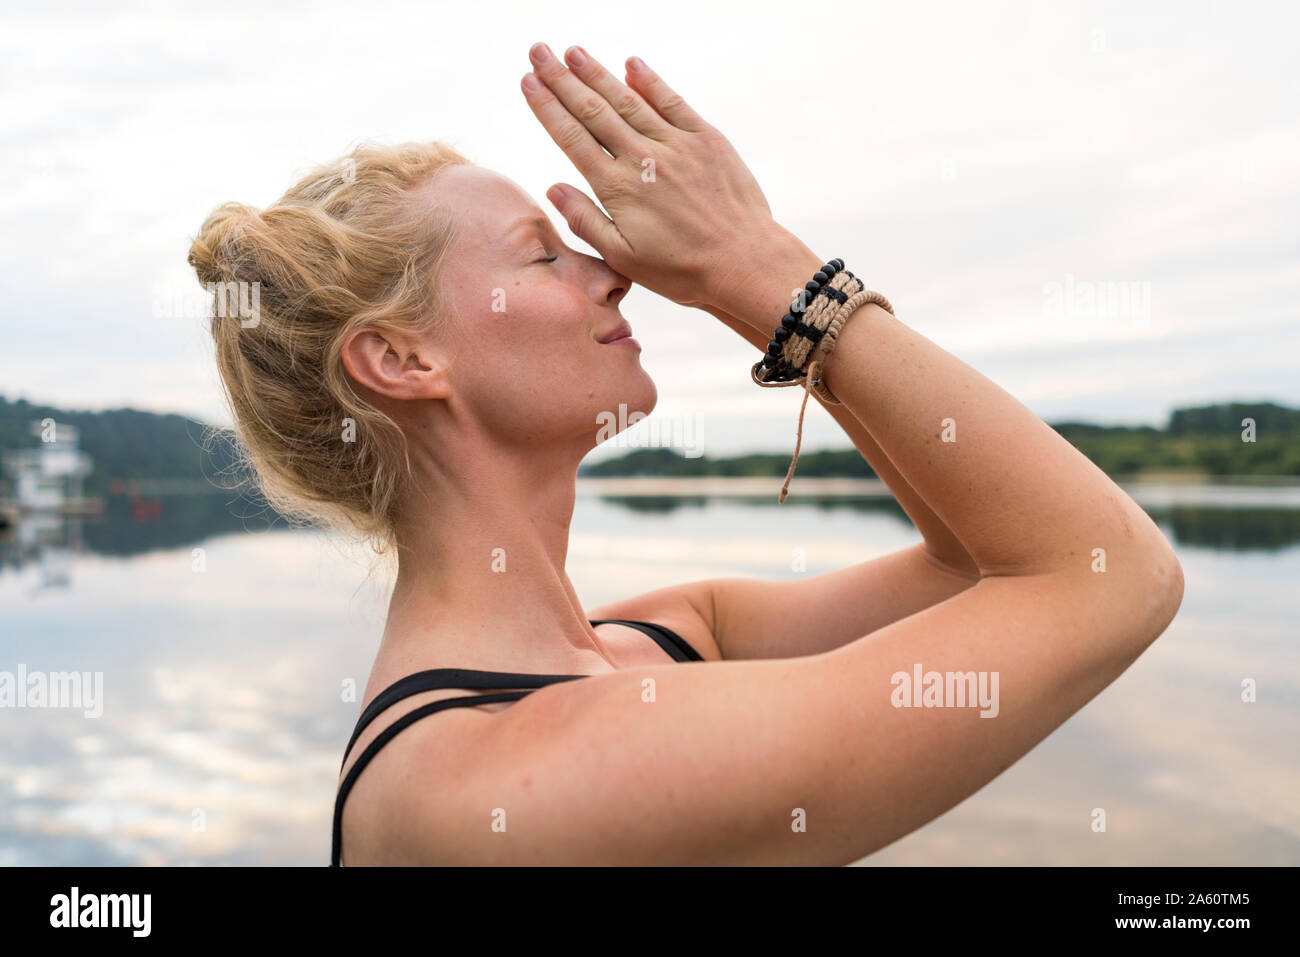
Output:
[{"xmin": 187, "ymin": 42, "xmax": 1183, "ymax": 866}]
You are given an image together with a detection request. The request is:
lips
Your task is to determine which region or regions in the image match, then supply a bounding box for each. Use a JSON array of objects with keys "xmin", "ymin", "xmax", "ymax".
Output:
[{"xmin": 597, "ymin": 321, "xmax": 634, "ymax": 344}]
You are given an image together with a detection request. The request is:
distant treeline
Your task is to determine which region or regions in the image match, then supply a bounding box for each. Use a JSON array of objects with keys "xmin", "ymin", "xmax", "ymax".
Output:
[
  {"xmin": 0, "ymin": 396, "xmax": 242, "ymax": 497},
  {"xmin": 1, "ymin": 396, "xmax": 1296, "ymax": 495},
  {"xmin": 582, "ymin": 402, "xmax": 1300, "ymax": 479}
]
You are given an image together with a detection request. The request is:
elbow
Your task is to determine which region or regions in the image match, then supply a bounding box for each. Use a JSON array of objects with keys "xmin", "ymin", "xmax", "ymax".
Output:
[
  {"xmin": 1109, "ymin": 491, "xmax": 1185, "ymax": 643},
  {"xmin": 1084, "ymin": 535, "xmax": 1184, "ymax": 677},
  {"xmin": 1155, "ymin": 545, "xmax": 1185, "ymax": 633},
  {"xmin": 1134, "ymin": 536, "xmax": 1185, "ymax": 648}
]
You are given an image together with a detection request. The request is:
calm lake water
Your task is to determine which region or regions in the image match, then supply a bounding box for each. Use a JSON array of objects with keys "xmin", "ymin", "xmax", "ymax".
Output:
[{"xmin": 1, "ymin": 481, "xmax": 1297, "ymax": 866}]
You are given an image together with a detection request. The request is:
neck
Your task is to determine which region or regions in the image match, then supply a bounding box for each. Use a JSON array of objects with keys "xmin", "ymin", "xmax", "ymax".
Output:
[{"xmin": 379, "ymin": 427, "xmax": 610, "ymax": 675}]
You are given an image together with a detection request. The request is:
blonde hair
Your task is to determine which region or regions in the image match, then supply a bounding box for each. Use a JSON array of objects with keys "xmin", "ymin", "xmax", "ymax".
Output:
[{"xmin": 188, "ymin": 140, "xmax": 472, "ymax": 552}]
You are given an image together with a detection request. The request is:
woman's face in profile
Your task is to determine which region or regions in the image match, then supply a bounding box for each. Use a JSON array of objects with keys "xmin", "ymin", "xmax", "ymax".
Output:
[{"xmin": 423, "ymin": 163, "xmax": 656, "ymax": 448}]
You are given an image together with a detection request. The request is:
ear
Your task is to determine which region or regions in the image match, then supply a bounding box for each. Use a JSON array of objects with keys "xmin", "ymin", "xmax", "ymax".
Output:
[{"xmin": 340, "ymin": 326, "xmax": 450, "ymax": 401}]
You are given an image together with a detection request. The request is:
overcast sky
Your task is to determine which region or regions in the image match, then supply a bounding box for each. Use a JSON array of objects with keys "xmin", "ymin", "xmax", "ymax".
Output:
[{"xmin": 1, "ymin": 0, "xmax": 1295, "ymax": 458}]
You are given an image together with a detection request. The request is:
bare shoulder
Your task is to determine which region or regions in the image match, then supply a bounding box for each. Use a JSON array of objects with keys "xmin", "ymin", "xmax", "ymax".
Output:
[
  {"xmin": 338, "ymin": 680, "xmax": 524, "ymax": 865},
  {"xmin": 340, "ymin": 580, "xmax": 724, "ymax": 864},
  {"xmin": 585, "ymin": 578, "xmax": 724, "ymax": 661}
]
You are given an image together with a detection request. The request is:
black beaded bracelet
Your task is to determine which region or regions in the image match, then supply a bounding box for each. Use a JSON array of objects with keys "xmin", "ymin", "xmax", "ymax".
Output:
[
  {"xmin": 759, "ymin": 257, "xmax": 841, "ymax": 375},
  {"xmin": 752, "ymin": 258, "xmax": 861, "ymax": 386}
]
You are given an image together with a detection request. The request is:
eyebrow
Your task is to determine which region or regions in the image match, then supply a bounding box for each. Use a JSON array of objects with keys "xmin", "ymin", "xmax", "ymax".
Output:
[{"xmin": 501, "ymin": 214, "xmax": 551, "ymax": 243}]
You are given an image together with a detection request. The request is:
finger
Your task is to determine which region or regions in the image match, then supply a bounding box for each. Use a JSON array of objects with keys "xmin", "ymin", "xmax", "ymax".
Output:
[
  {"xmin": 561, "ymin": 44, "xmax": 674, "ymax": 142},
  {"xmin": 545, "ymin": 183, "xmax": 629, "ymax": 262},
  {"xmin": 624, "ymin": 56, "xmax": 710, "ymax": 132},
  {"xmin": 521, "ymin": 70, "xmax": 615, "ymax": 187},
  {"xmin": 528, "ymin": 42, "xmax": 643, "ymax": 159}
]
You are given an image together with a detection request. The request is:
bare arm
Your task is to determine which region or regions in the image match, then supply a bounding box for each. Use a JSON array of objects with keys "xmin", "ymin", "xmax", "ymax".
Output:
[
  {"xmin": 685, "ymin": 303, "xmax": 982, "ymax": 659},
  {"xmin": 704, "ymin": 230, "xmax": 1174, "ymax": 582},
  {"xmin": 419, "ymin": 565, "xmax": 1180, "ymax": 864},
  {"xmin": 702, "ymin": 302, "xmax": 980, "ymax": 579}
]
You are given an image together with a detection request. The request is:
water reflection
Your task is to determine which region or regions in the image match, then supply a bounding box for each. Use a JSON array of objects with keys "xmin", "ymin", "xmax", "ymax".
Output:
[
  {"xmin": 0, "ymin": 491, "xmax": 286, "ymax": 573},
  {"xmin": 599, "ymin": 491, "xmax": 1300, "ymax": 552},
  {"xmin": 2, "ymin": 483, "xmax": 1297, "ymax": 865},
  {"xmin": 1156, "ymin": 506, "xmax": 1300, "ymax": 551},
  {"xmin": 2, "ymin": 512, "xmax": 84, "ymax": 592},
  {"xmin": 4, "ymin": 487, "xmax": 1300, "ymax": 579}
]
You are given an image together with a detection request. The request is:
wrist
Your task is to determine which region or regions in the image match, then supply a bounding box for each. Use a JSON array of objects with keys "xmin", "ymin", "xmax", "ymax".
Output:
[{"xmin": 703, "ymin": 227, "xmax": 827, "ymax": 335}]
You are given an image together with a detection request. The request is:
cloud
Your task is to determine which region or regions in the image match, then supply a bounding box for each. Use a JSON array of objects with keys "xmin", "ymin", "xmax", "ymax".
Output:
[{"xmin": 0, "ymin": 0, "xmax": 1296, "ymax": 432}]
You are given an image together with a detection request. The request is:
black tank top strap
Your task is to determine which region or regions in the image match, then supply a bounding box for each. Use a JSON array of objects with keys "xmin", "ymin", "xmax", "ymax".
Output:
[
  {"xmin": 340, "ymin": 668, "xmax": 583, "ymax": 771},
  {"xmin": 588, "ymin": 618, "xmax": 705, "ymax": 662},
  {"xmin": 332, "ymin": 687, "xmax": 574, "ymax": 867},
  {"xmin": 331, "ymin": 618, "xmax": 706, "ymax": 865}
]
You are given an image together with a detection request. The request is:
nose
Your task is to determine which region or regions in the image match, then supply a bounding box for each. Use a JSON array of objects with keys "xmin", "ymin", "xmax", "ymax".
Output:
[{"xmin": 588, "ymin": 255, "xmax": 629, "ymax": 307}]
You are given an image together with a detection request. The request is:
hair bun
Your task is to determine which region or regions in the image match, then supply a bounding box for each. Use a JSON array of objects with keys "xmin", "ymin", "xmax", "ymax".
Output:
[{"xmin": 187, "ymin": 201, "xmax": 260, "ymax": 287}]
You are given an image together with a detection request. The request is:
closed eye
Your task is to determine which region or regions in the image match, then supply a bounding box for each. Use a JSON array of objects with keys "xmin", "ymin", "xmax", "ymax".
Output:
[{"xmin": 534, "ymin": 255, "xmax": 558, "ymax": 264}]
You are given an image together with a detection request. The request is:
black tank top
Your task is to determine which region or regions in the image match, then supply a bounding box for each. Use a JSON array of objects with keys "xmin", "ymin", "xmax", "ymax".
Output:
[{"xmin": 331, "ymin": 618, "xmax": 706, "ymax": 866}]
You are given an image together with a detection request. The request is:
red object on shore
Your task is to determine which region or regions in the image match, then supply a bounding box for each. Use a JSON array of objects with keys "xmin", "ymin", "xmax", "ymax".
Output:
[{"xmin": 131, "ymin": 498, "xmax": 163, "ymax": 521}]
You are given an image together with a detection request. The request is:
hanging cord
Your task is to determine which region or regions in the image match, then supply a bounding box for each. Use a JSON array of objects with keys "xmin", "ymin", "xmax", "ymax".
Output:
[
  {"xmin": 747, "ymin": 261, "xmax": 895, "ymax": 503},
  {"xmin": 777, "ymin": 289, "xmax": 895, "ymax": 502}
]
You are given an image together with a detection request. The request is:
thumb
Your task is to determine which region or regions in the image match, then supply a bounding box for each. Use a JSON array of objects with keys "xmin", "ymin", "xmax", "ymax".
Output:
[{"xmin": 546, "ymin": 184, "xmax": 622, "ymax": 259}]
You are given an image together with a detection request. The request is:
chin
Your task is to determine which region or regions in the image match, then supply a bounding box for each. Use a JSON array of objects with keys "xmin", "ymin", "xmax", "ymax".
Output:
[
  {"xmin": 624, "ymin": 368, "xmax": 658, "ymax": 418},
  {"xmin": 590, "ymin": 373, "xmax": 658, "ymax": 444}
]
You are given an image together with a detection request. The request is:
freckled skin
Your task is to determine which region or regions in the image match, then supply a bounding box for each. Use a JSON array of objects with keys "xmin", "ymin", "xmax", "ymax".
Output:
[
  {"xmin": 1103, "ymin": 493, "xmax": 1135, "ymax": 539},
  {"xmin": 416, "ymin": 164, "xmax": 655, "ymax": 446}
]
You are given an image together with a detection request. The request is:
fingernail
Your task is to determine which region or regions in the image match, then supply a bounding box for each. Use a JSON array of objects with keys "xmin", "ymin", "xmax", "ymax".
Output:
[
  {"xmin": 530, "ymin": 42, "xmax": 552, "ymax": 63},
  {"xmin": 628, "ymin": 56, "xmax": 647, "ymax": 73},
  {"xmin": 566, "ymin": 45, "xmax": 587, "ymax": 66},
  {"xmin": 523, "ymin": 73, "xmax": 541, "ymax": 91}
]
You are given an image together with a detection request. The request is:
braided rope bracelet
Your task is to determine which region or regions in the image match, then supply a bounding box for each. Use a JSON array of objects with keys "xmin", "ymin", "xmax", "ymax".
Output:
[
  {"xmin": 750, "ymin": 258, "xmax": 857, "ymax": 385},
  {"xmin": 806, "ymin": 286, "xmax": 895, "ymax": 403},
  {"xmin": 748, "ymin": 258, "xmax": 895, "ymax": 502}
]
